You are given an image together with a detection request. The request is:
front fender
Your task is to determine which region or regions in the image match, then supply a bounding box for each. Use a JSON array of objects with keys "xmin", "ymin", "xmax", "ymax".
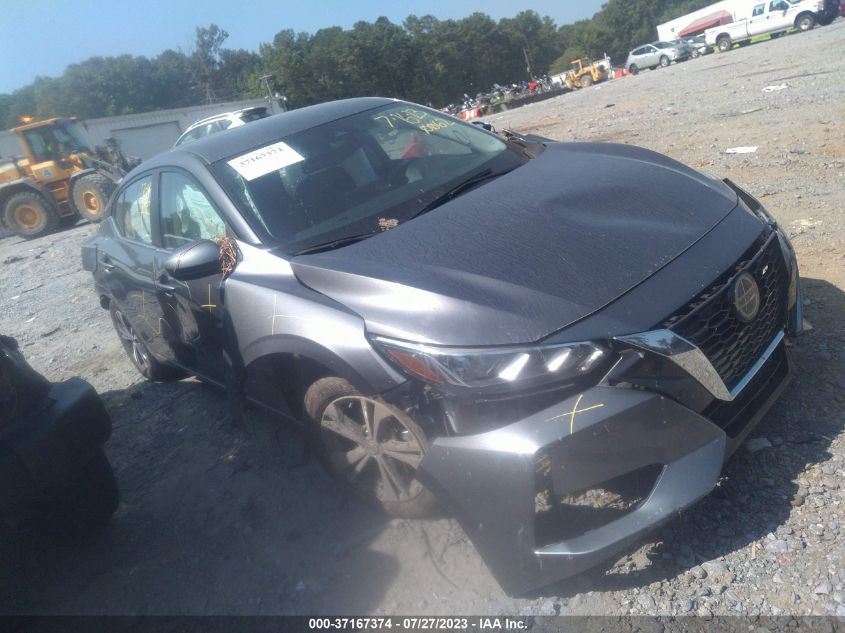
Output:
[{"xmin": 225, "ymin": 244, "xmax": 405, "ymax": 395}]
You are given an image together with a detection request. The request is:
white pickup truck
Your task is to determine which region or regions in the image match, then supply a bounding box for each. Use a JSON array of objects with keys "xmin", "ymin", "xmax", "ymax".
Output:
[{"xmin": 705, "ymin": 0, "xmax": 835, "ymax": 51}]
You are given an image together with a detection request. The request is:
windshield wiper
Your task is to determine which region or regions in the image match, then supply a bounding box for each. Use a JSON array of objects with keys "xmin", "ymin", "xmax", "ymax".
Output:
[
  {"xmin": 292, "ymin": 231, "xmax": 378, "ymax": 256},
  {"xmin": 411, "ymin": 168, "xmax": 505, "ymax": 218}
]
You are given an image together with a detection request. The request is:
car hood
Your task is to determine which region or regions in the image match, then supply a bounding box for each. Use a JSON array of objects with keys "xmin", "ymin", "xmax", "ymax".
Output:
[{"xmin": 290, "ymin": 142, "xmax": 738, "ymax": 346}]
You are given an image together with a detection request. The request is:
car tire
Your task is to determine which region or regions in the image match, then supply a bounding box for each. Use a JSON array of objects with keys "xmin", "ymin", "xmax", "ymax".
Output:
[
  {"xmin": 3, "ymin": 191, "xmax": 59, "ymax": 239},
  {"xmin": 659, "ymin": 55, "xmax": 670, "ymax": 67},
  {"xmin": 692, "ymin": 48, "xmax": 700, "ymax": 58},
  {"xmin": 628, "ymin": 64, "xmax": 638, "ymax": 75},
  {"xmin": 304, "ymin": 376, "xmax": 438, "ymax": 518},
  {"xmin": 795, "ymin": 13, "xmax": 815, "ymax": 31},
  {"xmin": 71, "ymin": 173, "xmax": 114, "ymax": 223},
  {"xmin": 31, "ymin": 449, "xmax": 119, "ymax": 539},
  {"xmin": 109, "ymin": 303, "xmax": 187, "ymax": 382},
  {"xmin": 717, "ymin": 36, "xmax": 732, "ymax": 52}
]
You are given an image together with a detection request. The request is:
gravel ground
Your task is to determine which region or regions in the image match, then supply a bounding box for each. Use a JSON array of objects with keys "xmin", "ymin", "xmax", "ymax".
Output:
[{"xmin": 0, "ymin": 19, "xmax": 843, "ymax": 617}]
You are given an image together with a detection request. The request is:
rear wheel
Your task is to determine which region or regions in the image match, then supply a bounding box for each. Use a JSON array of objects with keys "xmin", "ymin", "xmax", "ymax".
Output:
[
  {"xmin": 304, "ymin": 377, "xmax": 438, "ymax": 518},
  {"xmin": 717, "ymin": 36, "xmax": 732, "ymax": 52},
  {"xmin": 3, "ymin": 191, "xmax": 59, "ymax": 239},
  {"xmin": 580, "ymin": 74, "xmax": 593, "ymax": 88},
  {"xmin": 71, "ymin": 173, "xmax": 114, "ymax": 223},
  {"xmin": 109, "ymin": 303, "xmax": 186, "ymax": 382},
  {"xmin": 659, "ymin": 55, "xmax": 670, "ymax": 67},
  {"xmin": 795, "ymin": 13, "xmax": 815, "ymax": 31},
  {"xmin": 628, "ymin": 64, "xmax": 638, "ymax": 75}
]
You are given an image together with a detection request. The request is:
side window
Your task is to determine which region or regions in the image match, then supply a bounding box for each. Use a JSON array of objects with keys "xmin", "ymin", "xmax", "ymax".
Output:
[
  {"xmin": 752, "ymin": 3, "xmax": 766, "ymax": 15},
  {"xmin": 218, "ymin": 119, "xmax": 232, "ymax": 130},
  {"xmin": 769, "ymin": 0, "xmax": 788, "ymax": 10},
  {"xmin": 159, "ymin": 172, "xmax": 227, "ymax": 249},
  {"xmin": 115, "ymin": 176, "xmax": 154, "ymax": 244}
]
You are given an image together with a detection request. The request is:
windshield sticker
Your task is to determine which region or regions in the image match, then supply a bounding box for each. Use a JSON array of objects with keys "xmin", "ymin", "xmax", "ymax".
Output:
[
  {"xmin": 227, "ymin": 141, "xmax": 304, "ymax": 181},
  {"xmin": 374, "ymin": 108, "xmax": 456, "ymax": 135}
]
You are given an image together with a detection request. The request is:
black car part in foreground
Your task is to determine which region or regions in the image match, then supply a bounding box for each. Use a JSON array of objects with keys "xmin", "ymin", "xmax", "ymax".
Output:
[
  {"xmin": 82, "ymin": 97, "xmax": 801, "ymax": 595},
  {"xmin": 0, "ymin": 335, "xmax": 118, "ymax": 536}
]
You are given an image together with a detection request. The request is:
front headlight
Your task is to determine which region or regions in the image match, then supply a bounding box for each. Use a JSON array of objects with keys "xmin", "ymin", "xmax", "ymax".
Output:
[{"xmin": 371, "ymin": 336, "xmax": 610, "ymax": 393}]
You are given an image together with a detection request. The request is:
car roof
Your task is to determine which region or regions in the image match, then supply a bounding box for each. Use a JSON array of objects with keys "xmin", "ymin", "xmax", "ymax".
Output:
[{"xmin": 150, "ymin": 97, "xmax": 397, "ymax": 168}]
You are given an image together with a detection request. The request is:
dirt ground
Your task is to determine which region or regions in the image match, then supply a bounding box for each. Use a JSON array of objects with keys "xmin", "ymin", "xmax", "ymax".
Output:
[{"xmin": 0, "ymin": 19, "xmax": 843, "ymax": 617}]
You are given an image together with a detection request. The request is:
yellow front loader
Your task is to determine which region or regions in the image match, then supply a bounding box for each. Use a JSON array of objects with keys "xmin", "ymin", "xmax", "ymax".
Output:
[
  {"xmin": 0, "ymin": 117, "xmax": 137, "ymax": 238},
  {"xmin": 564, "ymin": 59, "xmax": 611, "ymax": 90}
]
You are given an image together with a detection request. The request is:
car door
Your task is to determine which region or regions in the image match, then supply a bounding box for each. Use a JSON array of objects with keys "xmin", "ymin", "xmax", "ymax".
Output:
[
  {"xmin": 98, "ymin": 173, "xmax": 169, "ymax": 357},
  {"xmin": 766, "ymin": 0, "xmax": 794, "ymax": 29},
  {"xmin": 641, "ymin": 45, "xmax": 660, "ymax": 68},
  {"xmin": 747, "ymin": 2, "xmax": 771, "ymax": 35},
  {"xmin": 151, "ymin": 169, "xmax": 229, "ymax": 384}
]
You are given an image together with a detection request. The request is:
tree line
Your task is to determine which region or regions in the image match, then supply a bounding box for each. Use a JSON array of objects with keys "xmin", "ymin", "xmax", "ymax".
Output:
[{"xmin": 0, "ymin": 0, "xmax": 715, "ymax": 128}]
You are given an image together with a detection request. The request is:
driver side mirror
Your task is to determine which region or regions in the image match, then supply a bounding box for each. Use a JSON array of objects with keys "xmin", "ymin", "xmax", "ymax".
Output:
[{"xmin": 163, "ymin": 239, "xmax": 220, "ymax": 280}]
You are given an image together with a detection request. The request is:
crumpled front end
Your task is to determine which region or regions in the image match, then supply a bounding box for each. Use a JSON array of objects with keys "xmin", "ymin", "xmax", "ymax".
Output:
[
  {"xmin": 418, "ymin": 387, "xmax": 727, "ymax": 595},
  {"xmin": 416, "ymin": 221, "xmax": 800, "ymax": 596}
]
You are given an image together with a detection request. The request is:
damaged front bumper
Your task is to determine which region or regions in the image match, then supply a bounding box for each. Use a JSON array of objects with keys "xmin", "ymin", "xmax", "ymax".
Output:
[
  {"xmin": 417, "ymin": 337, "xmax": 793, "ymax": 596},
  {"xmin": 414, "ymin": 219, "xmax": 800, "ymax": 596}
]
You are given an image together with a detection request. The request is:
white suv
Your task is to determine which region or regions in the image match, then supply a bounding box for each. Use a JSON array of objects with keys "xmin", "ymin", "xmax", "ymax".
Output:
[{"xmin": 173, "ymin": 107, "xmax": 270, "ymax": 147}]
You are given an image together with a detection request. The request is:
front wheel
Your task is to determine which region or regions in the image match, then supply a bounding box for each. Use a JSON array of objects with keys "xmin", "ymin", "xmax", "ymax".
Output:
[
  {"xmin": 628, "ymin": 64, "xmax": 639, "ymax": 75},
  {"xmin": 717, "ymin": 36, "xmax": 732, "ymax": 52},
  {"xmin": 795, "ymin": 13, "xmax": 815, "ymax": 31},
  {"xmin": 304, "ymin": 377, "xmax": 438, "ymax": 518},
  {"xmin": 692, "ymin": 48, "xmax": 700, "ymax": 58},
  {"xmin": 71, "ymin": 173, "xmax": 114, "ymax": 223},
  {"xmin": 580, "ymin": 74, "xmax": 593, "ymax": 88},
  {"xmin": 659, "ymin": 55, "xmax": 670, "ymax": 67}
]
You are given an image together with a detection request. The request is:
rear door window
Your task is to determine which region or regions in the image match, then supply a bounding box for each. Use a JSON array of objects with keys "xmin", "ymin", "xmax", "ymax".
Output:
[{"xmin": 114, "ymin": 175, "xmax": 154, "ymax": 244}]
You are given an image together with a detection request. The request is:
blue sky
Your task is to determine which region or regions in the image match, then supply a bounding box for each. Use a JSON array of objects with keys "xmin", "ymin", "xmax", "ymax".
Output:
[{"xmin": 0, "ymin": 0, "xmax": 605, "ymax": 93}]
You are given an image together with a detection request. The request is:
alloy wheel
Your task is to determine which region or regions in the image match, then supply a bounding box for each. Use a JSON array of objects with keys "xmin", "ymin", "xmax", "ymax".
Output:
[
  {"xmin": 320, "ymin": 395, "xmax": 425, "ymax": 503},
  {"xmin": 113, "ymin": 309, "xmax": 151, "ymax": 374}
]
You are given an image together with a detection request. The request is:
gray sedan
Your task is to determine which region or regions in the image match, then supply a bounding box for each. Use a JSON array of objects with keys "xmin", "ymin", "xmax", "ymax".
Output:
[
  {"xmin": 626, "ymin": 40, "xmax": 692, "ymax": 73},
  {"xmin": 82, "ymin": 97, "xmax": 801, "ymax": 596}
]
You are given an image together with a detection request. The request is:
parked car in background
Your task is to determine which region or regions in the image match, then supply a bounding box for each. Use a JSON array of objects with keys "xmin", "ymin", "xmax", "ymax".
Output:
[
  {"xmin": 173, "ymin": 106, "xmax": 270, "ymax": 147},
  {"xmin": 1, "ymin": 335, "xmax": 118, "ymax": 537},
  {"xmin": 625, "ymin": 40, "xmax": 692, "ymax": 73},
  {"xmin": 678, "ymin": 34, "xmax": 713, "ymax": 57},
  {"xmin": 83, "ymin": 97, "xmax": 802, "ymax": 596},
  {"xmin": 705, "ymin": 0, "xmax": 837, "ymax": 51}
]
